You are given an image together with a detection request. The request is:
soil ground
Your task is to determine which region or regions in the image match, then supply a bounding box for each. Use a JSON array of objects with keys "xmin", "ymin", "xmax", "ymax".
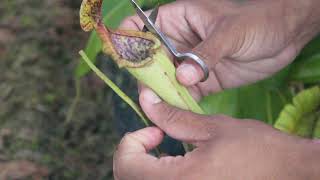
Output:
[{"xmin": 0, "ymin": 0, "xmax": 134, "ymax": 179}]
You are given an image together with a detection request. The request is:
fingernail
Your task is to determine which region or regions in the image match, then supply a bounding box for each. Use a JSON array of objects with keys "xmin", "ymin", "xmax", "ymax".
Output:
[
  {"xmin": 177, "ymin": 64, "xmax": 200, "ymax": 85},
  {"xmin": 143, "ymin": 89, "xmax": 162, "ymax": 104}
]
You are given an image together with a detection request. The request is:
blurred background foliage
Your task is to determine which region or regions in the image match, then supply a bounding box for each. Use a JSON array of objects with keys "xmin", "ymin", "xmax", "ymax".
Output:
[{"xmin": 0, "ymin": 0, "xmax": 319, "ymax": 179}]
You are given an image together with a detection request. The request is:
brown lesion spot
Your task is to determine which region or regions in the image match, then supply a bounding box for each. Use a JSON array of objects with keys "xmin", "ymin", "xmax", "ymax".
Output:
[
  {"xmin": 90, "ymin": 0, "xmax": 103, "ymax": 24},
  {"xmin": 111, "ymin": 34, "xmax": 155, "ymax": 63}
]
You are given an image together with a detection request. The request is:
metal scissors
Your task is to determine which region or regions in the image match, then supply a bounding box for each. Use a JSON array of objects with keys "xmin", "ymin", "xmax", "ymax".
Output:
[{"xmin": 130, "ymin": 0, "xmax": 209, "ymax": 82}]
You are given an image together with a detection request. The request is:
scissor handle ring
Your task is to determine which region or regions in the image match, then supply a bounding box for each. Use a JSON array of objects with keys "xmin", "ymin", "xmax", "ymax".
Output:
[{"xmin": 177, "ymin": 53, "xmax": 209, "ymax": 82}]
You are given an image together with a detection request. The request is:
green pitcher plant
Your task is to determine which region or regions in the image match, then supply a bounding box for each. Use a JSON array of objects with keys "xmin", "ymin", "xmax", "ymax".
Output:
[
  {"xmin": 80, "ymin": 0, "xmax": 203, "ymax": 114},
  {"xmin": 79, "ymin": 0, "xmax": 205, "ymax": 152}
]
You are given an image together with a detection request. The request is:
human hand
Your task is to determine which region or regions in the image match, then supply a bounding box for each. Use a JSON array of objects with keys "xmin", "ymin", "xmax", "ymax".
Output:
[
  {"xmin": 121, "ymin": 0, "xmax": 320, "ymax": 98},
  {"xmin": 113, "ymin": 89, "xmax": 320, "ymax": 180}
]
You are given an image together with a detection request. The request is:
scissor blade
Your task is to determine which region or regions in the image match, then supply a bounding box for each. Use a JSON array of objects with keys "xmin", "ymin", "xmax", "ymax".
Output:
[
  {"xmin": 142, "ymin": 6, "xmax": 159, "ymax": 32},
  {"xmin": 130, "ymin": 0, "xmax": 157, "ymax": 34},
  {"xmin": 130, "ymin": 0, "xmax": 179, "ymax": 56}
]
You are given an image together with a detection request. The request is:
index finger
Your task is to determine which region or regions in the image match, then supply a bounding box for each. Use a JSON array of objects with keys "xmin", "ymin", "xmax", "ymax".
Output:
[
  {"xmin": 120, "ymin": 7, "xmax": 156, "ymax": 31},
  {"xmin": 119, "ymin": 13, "xmax": 145, "ymax": 30}
]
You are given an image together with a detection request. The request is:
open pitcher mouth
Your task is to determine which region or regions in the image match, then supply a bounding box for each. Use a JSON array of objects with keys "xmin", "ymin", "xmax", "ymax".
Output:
[
  {"xmin": 110, "ymin": 33, "xmax": 154, "ymax": 63},
  {"xmin": 100, "ymin": 28, "xmax": 161, "ymax": 68},
  {"xmin": 80, "ymin": 0, "xmax": 161, "ymax": 68}
]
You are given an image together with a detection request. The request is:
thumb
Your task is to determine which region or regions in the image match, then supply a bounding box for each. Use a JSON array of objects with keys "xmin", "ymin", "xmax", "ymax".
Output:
[{"xmin": 139, "ymin": 88, "xmax": 223, "ymax": 143}]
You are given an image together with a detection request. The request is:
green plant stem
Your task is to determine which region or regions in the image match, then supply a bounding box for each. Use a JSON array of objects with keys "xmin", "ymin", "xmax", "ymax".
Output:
[{"xmin": 65, "ymin": 78, "xmax": 81, "ymax": 123}]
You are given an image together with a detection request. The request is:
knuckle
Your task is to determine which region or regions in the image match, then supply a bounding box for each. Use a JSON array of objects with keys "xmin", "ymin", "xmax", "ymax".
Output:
[
  {"xmin": 161, "ymin": 106, "xmax": 181, "ymax": 126},
  {"xmin": 199, "ymin": 119, "xmax": 219, "ymax": 139},
  {"xmin": 120, "ymin": 16, "xmax": 137, "ymax": 28},
  {"xmin": 122, "ymin": 16, "xmax": 133, "ymax": 23},
  {"xmin": 204, "ymin": 114, "xmax": 236, "ymax": 137},
  {"xmin": 203, "ymin": 121, "xmax": 217, "ymax": 139}
]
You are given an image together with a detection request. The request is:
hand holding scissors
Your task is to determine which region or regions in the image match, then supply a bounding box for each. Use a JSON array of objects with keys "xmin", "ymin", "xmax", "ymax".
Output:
[{"xmin": 130, "ymin": 0, "xmax": 210, "ymax": 82}]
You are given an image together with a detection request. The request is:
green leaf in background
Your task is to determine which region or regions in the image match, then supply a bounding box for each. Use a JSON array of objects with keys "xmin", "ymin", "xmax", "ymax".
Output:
[
  {"xmin": 288, "ymin": 34, "xmax": 320, "ymax": 83},
  {"xmin": 289, "ymin": 54, "xmax": 320, "ymax": 83},
  {"xmin": 200, "ymin": 89, "xmax": 239, "ymax": 116},
  {"xmin": 198, "ymin": 83, "xmax": 289, "ymax": 124},
  {"xmin": 75, "ymin": 0, "xmax": 175, "ymax": 77},
  {"xmin": 200, "ymin": 68, "xmax": 291, "ymax": 124},
  {"xmin": 141, "ymin": 0, "xmax": 175, "ymax": 9},
  {"xmin": 237, "ymin": 68, "xmax": 291, "ymax": 124},
  {"xmin": 294, "ymin": 35, "xmax": 320, "ymax": 62},
  {"xmin": 237, "ymin": 84, "xmax": 289, "ymax": 124}
]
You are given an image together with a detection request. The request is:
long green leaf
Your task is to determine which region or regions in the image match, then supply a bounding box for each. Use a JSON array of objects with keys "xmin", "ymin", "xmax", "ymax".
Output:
[
  {"xmin": 199, "ymin": 69, "xmax": 290, "ymax": 123},
  {"xmin": 237, "ymin": 84, "xmax": 288, "ymax": 123}
]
